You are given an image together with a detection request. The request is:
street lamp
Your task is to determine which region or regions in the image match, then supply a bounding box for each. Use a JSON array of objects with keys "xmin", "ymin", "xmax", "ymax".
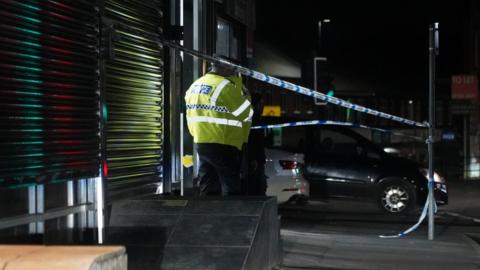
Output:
[
  {"xmin": 314, "ymin": 19, "xmax": 332, "ymax": 106},
  {"xmin": 317, "ymin": 19, "xmax": 330, "ymax": 56}
]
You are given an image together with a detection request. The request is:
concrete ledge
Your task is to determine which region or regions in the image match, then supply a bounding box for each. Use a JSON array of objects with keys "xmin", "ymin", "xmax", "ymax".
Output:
[
  {"xmin": 107, "ymin": 196, "xmax": 282, "ymax": 270},
  {"xmin": 0, "ymin": 245, "xmax": 126, "ymax": 270}
]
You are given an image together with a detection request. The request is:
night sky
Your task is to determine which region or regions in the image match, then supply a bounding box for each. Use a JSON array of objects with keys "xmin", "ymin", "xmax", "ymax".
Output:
[{"xmin": 256, "ymin": 1, "xmax": 468, "ymax": 94}]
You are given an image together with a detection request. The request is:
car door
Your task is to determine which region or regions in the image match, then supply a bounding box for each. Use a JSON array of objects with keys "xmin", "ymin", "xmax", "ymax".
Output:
[{"xmin": 305, "ymin": 128, "xmax": 379, "ymax": 199}]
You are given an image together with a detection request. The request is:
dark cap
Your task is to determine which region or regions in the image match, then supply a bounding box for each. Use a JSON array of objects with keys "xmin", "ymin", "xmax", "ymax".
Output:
[
  {"xmin": 212, "ymin": 54, "xmax": 240, "ymax": 67},
  {"xmin": 208, "ymin": 54, "xmax": 239, "ymax": 76}
]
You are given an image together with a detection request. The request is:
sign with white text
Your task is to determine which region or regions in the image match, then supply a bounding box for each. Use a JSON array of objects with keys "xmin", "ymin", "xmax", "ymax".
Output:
[{"xmin": 452, "ymin": 75, "xmax": 479, "ymax": 100}]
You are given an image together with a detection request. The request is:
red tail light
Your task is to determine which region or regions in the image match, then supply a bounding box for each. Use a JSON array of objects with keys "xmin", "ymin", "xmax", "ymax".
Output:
[
  {"xmin": 279, "ymin": 160, "xmax": 297, "ymax": 170},
  {"xmin": 103, "ymin": 160, "xmax": 108, "ymax": 177}
]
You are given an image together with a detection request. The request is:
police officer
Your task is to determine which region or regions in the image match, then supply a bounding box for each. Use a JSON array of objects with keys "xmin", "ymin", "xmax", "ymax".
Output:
[{"xmin": 185, "ymin": 60, "xmax": 252, "ymax": 196}]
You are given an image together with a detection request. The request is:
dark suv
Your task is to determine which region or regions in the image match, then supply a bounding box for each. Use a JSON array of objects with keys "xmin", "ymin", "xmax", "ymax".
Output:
[{"xmin": 280, "ymin": 125, "xmax": 447, "ymax": 214}]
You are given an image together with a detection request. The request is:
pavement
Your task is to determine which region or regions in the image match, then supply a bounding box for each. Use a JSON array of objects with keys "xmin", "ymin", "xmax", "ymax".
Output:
[{"xmin": 276, "ymin": 180, "xmax": 480, "ymax": 270}]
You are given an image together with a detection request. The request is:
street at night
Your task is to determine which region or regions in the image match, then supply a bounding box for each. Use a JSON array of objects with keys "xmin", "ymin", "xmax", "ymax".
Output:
[{"xmin": 278, "ymin": 180, "xmax": 480, "ymax": 269}]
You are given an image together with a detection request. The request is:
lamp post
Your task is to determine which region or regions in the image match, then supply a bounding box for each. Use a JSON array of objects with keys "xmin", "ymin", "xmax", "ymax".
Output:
[
  {"xmin": 427, "ymin": 22, "xmax": 439, "ymax": 241},
  {"xmin": 314, "ymin": 19, "xmax": 331, "ymax": 105},
  {"xmin": 317, "ymin": 19, "xmax": 330, "ymax": 56}
]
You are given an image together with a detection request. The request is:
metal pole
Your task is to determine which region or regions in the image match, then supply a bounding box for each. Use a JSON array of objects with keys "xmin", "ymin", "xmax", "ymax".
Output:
[
  {"xmin": 28, "ymin": 186, "xmax": 36, "ymax": 234},
  {"xmin": 317, "ymin": 21, "xmax": 323, "ymax": 54},
  {"xmin": 180, "ymin": 112, "xmax": 184, "ymax": 196},
  {"xmin": 67, "ymin": 181, "xmax": 75, "ymax": 229},
  {"xmin": 313, "ymin": 57, "xmax": 327, "ymax": 105},
  {"xmin": 428, "ymin": 23, "xmax": 438, "ymax": 240},
  {"xmin": 314, "ymin": 58, "xmax": 317, "ymax": 92},
  {"xmin": 36, "ymin": 185, "xmax": 44, "ymax": 234}
]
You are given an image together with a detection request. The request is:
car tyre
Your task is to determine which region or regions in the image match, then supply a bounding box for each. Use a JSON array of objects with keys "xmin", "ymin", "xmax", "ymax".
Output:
[{"xmin": 377, "ymin": 179, "xmax": 416, "ymax": 215}]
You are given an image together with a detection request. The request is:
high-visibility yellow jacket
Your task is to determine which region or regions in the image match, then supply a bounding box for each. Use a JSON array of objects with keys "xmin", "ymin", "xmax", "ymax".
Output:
[
  {"xmin": 185, "ymin": 73, "xmax": 253, "ymax": 150},
  {"xmin": 227, "ymin": 75, "xmax": 253, "ymax": 145}
]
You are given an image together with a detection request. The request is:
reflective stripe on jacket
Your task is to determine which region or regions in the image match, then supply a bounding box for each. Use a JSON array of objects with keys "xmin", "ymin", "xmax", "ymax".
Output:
[{"xmin": 185, "ymin": 73, "xmax": 252, "ymax": 150}]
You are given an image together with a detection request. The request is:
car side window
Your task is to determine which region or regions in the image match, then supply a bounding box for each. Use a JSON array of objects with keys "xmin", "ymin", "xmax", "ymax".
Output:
[
  {"xmin": 314, "ymin": 130, "xmax": 358, "ymax": 157},
  {"xmin": 319, "ymin": 130, "xmax": 384, "ymax": 160},
  {"xmin": 306, "ymin": 127, "xmax": 384, "ymax": 160}
]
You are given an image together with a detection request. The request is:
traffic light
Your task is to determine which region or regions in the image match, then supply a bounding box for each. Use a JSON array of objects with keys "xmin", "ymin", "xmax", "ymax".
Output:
[{"xmin": 313, "ymin": 57, "xmax": 334, "ymax": 105}]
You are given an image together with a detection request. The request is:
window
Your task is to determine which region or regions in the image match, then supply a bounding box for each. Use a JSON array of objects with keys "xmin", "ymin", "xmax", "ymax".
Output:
[
  {"xmin": 310, "ymin": 129, "xmax": 380, "ymax": 159},
  {"xmin": 231, "ymin": 35, "xmax": 238, "ymax": 60},
  {"xmin": 216, "ymin": 18, "xmax": 230, "ymax": 57},
  {"xmin": 318, "ymin": 130, "xmax": 358, "ymax": 157},
  {"xmin": 216, "ymin": 17, "xmax": 241, "ymax": 60}
]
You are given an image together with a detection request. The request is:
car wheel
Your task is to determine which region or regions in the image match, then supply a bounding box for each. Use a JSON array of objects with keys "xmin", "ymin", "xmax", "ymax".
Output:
[{"xmin": 377, "ymin": 179, "xmax": 416, "ymax": 214}]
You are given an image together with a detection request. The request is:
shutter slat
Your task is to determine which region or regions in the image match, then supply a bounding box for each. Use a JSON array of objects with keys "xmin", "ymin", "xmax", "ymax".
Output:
[
  {"xmin": 0, "ymin": 0, "xmax": 100, "ymax": 188},
  {"xmin": 105, "ymin": 0, "xmax": 164, "ymax": 191}
]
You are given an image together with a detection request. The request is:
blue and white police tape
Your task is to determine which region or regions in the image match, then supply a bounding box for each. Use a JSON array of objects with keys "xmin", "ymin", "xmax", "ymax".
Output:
[
  {"xmin": 379, "ymin": 181, "xmax": 437, "ymax": 238},
  {"xmin": 252, "ymin": 120, "xmax": 424, "ymax": 141},
  {"xmin": 158, "ymin": 39, "xmax": 428, "ymax": 128}
]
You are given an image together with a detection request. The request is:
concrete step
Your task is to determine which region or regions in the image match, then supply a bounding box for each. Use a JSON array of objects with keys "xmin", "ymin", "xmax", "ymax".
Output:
[{"xmin": 0, "ymin": 245, "xmax": 126, "ymax": 270}]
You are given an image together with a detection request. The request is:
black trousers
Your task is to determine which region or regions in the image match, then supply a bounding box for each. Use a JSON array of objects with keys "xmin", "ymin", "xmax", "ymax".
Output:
[
  {"xmin": 247, "ymin": 161, "xmax": 267, "ymax": 196},
  {"xmin": 196, "ymin": 143, "xmax": 241, "ymax": 196}
]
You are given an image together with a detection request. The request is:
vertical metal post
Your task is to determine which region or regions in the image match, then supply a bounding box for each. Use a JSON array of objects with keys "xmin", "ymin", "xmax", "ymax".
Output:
[
  {"xmin": 95, "ymin": 176, "xmax": 104, "ymax": 244},
  {"xmin": 164, "ymin": 0, "xmax": 184, "ymax": 194},
  {"xmin": 67, "ymin": 181, "xmax": 75, "ymax": 229},
  {"xmin": 87, "ymin": 178, "xmax": 96, "ymax": 229},
  {"xmin": 313, "ymin": 58, "xmax": 317, "ymax": 92},
  {"xmin": 193, "ymin": 0, "xmax": 201, "ymax": 79},
  {"xmin": 180, "ymin": 112, "xmax": 184, "ymax": 196},
  {"xmin": 180, "ymin": 0, "xmax": 184, "ymax": 60},
  {"xmin": 428, "ymin": 23, "xmax": 438, "ymax": 240},
  {"xmin": 77, "ymin": 179, "xmax": 87, "ymax": 229},
  {"xmin": 168, "ymin": 47, "xmax": 178, "ymax": 193},
  {"xmin": 28, "ymin": 186, "xmax": 36, "ymax": 234},
  {"xmin": 192, "ymin": 0, "xmax": 204, "ymax": 181},
  {"xmin": 317, "ymin": 20, "xmax": 330, "ymax": 55},
  {"xmin": 313, "ymin": 57, "xmax": 327, "ymax": 105},
  {"xmin": 36, "ymin": 185, "xmax": 44, "ymax": 234},
  {"xmin": 463, "ymin": 116, "xmax": 470, "ymax": 179},
  {"xmin": 98, "ymin": 5, "xmax": 107, "ymax": 244}
]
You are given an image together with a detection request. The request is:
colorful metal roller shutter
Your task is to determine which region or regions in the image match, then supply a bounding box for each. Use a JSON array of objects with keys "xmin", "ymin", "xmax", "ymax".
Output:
[
  {"xmin": 0, "ymin": 0, "xmax": 100, "ymax": 188},
  {"xmin": 103, "ymin": 0, "xmax": 164, "ymax": 190}
]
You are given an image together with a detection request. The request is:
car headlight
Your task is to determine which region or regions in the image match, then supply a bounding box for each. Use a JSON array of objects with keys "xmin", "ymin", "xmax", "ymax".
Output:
[{"xmin": 420, "ymin": 168, "xmax": 445, "ymax": 183}]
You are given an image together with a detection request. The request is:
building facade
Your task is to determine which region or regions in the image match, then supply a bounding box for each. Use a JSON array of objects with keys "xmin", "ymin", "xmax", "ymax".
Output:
[{"xmin": 0, "ymin": 0, "xmax": 256, "ymax": 244}]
